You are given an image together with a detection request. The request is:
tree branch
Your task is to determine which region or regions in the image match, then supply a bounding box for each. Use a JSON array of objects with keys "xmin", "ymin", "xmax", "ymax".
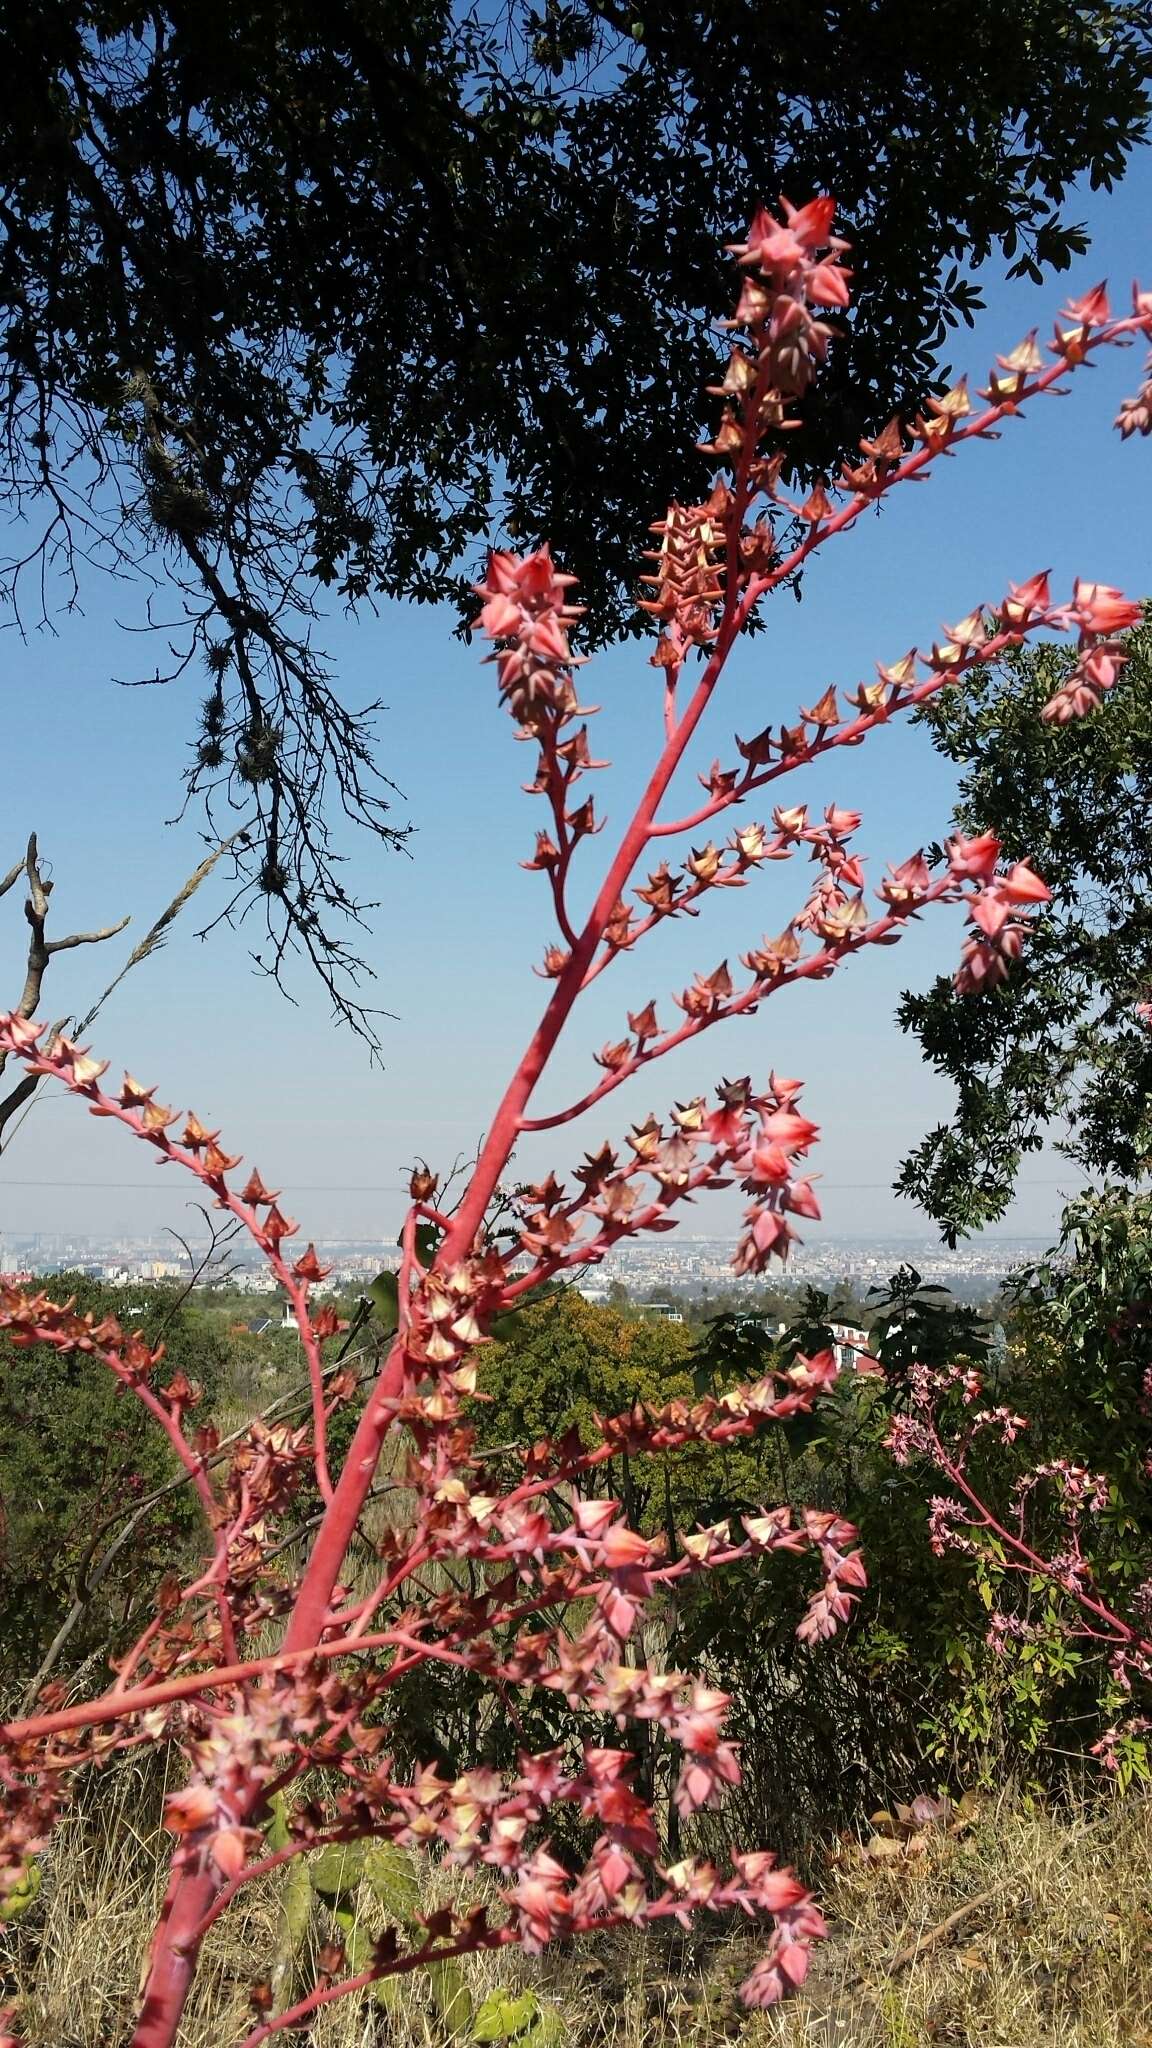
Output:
[
  {"xmin": 0, "ymin": 833, "xmax": 128, "ymax": 1146},
  {"xmin": 46, "ymin": 920, "xmax": 131, "ymax": 956}
]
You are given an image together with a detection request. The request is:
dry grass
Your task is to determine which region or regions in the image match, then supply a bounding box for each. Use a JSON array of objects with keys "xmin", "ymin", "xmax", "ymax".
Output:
[
  {"xmin": 3, "ymin": 1779, "xmax": 1150, "ymax": 2047},
  {"xmin": 770, "ymin": 1792, "xmax": 1152, "ymax": 2048}
]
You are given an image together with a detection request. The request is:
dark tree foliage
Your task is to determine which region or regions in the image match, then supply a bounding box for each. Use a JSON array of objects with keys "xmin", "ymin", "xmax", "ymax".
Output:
[
  {"xmin": 0, "ymin": 1275, "xmax": 227, "ymax": 1684},
  {"xmin": 897, "ymin": 613, "xmax": 1152, "ymax": 1241},
  {"xmin": 862, "ymin": 1267, "xmax": 991, "ymax": 1391},
  {"xmin": 2, "ymin": 2, "xmax": 1149, "ymax": 1035},
  {"xmin": 1007, "ymin": 1188, "xmax": 1152, "ymax": 1515}
]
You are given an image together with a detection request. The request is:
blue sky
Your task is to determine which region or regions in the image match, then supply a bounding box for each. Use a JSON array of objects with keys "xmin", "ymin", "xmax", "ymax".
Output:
[{"xmin": 2, "ymin": 160, "xmax": 1150, "ymax": 1252}]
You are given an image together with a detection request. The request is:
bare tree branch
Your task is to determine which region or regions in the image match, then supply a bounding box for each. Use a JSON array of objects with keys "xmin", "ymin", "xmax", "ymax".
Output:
[
  {"xmin": 0, "ymin": 831, "xmax": 243, "ymax": 1153},
  {"xmin": 0, "ymin": 833, "xmax": 129, "ymax": 1146},
  {"xmin": 45, "ymin": 921, "xmax": 131, "ymax": 957}
]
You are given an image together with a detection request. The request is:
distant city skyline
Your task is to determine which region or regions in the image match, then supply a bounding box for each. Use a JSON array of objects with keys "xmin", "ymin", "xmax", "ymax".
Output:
[{"xmin": 0, "ymin": 1225, "xmax": 1060, "ymax": 1307}]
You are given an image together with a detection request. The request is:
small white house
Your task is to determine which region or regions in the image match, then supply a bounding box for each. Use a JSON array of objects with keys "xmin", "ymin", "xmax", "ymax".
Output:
[{"xmin": 830, "ymin": 1322, "xmax": 873, "ymax": 1373}]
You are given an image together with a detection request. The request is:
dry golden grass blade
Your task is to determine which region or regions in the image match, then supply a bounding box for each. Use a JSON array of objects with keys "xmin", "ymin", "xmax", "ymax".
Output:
[{"xmin": 74, "ymin": 829, "xmax": 249, "ymax": 1038}]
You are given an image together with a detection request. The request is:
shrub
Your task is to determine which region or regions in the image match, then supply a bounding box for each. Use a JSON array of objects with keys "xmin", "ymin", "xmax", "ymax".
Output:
[{"xmin": 0, "ymin": 1278, "xmax": 226, "ymax": 1693}]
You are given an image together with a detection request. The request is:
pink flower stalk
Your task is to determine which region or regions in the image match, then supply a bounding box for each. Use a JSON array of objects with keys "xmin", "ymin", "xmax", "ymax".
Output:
[
  {"xmin": 0, "ymin": 197, "xmax": 1147, "ymax": 2048},
  {"xmin": 887, "ymin": 1366, "xmax": 1152, "ymax": 1763}
]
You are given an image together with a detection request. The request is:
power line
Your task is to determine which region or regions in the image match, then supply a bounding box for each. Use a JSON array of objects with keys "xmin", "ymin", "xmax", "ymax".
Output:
[
  {"xmin": 0, "ymin": 1176, "xmax": 1085, "ymax": 1193},
  {"xmin": 0, "ymin": 1178, "xmax": 411, "ymax": 1192}
]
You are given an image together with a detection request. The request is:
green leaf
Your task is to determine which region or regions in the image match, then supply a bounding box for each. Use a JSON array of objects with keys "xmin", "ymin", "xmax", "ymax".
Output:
[
  {"xmin": 281, "ymin": 1858, "xmax": 315, "ymax": 1949},
  {"xmin": 362, "ymin": 1841, "xmax": 421, "ymax": 1924},
  {"xmin": 429, "ymin": 1958, "xmax": 474, "ymax": 2035},
  {"xmin": 263, "ymin": 1790, "xmax": 292, "ymax": 1853},
  {"xmin": 368, "ymin": 1268, "xmax": 400, "ymax": 1330},
  {"xmin": 0, "ymin": 1859, "xmax": 40, "ymax": 1920},
  {"xmin": 310, "ymin": 1839, "xmax": 367, "ymax": 1898},
  {"xmin": 521, "ymin": 2012, "xmax": 566, "ymax": 2048},
  {"xmin": 472, "ymin": 1987, "xmax": 541, "ymax": 2040},
  {"xmin": 333, "ymin": 1899, "xmax": 394, "ymax": 2003},
  {"xmin": 270, "ymin": 1856, "xmax": 313, "ymax": 2013},
  {"xmin": 369, "ymin": 1967, "xmax": 404, "ymax": 2013}
]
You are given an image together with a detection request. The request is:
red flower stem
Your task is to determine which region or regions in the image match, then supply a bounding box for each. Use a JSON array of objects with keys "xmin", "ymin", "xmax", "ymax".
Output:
[
  {"xmin": 236, "ymin": 1929, "xmax": 519, "ymax": 2048},
  {"xmin": 647, "ymin": 624, "xmax": 1037, "ymax": 841},
  {"xmin": 1, "ymin": 1629, "xmax": 414, "ymax": 1745},
  {"xmin": 538, "ymin": 723, "xmax": 580, "ymax": 948},
  {"xmin": 81, "ymin": 1348, "xmax": 239, "ymax": 1669},
  {"xmin": 664, "ymin": 670, "xmax": 680, "ymax": 739},
  {"xmin": 8, "ymin": 1060, "xmax": 338, "ymax": 1505},
  {"xmin": 133, "ymin": 1848, "xmax": 220, "ymax": 2048},
  {"xmin": 270, "ymin": 585, "xmax": 763, "ymax": 1662},
  {"xmin": 443, "ymin": 604, "xmax": 759, "ymax": 1238},
  {"xmin": 740, "ymin": 312, "xmax": 1151, "ymax": 620},
  {"xmin": 112, "ymin": 1541, "xmax": 234, "ymax": 1693},
  {"xmin": 935, "ymin": 1444, "xmax": 1141, "ymax": 1647},
  {"xmin": 431, "ymin": 340, "xmax": 779, "ymax": 1271},
  {"xmin": 522, "ymin": 882, "xmax": 957, "ymax": 1132},
  {"xmin": 285, "ymin": 1276, "xmax": 334, "ymax": 1505}
]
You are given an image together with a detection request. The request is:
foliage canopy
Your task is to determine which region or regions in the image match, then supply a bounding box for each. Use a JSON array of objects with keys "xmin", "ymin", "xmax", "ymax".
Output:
[
  {"xmin": 3, "ymin": 0, "xmax": 1150, "ymax": 1029},
  {"xmin": 0, "ymin": 1275, "xmax": 227, "ymax": 1683},
  {"xmin": 898, "ymin": 613, "xmax": 1152, "ymax": 1239}
]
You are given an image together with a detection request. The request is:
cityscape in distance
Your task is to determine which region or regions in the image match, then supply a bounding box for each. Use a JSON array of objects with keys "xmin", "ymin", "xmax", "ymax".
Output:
[{"xmin": 0, "ymin": 1226, "xmax": 1055, "ymax": 1302}]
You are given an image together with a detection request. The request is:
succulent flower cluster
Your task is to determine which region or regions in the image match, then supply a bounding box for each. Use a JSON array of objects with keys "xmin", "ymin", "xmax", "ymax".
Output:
[
  {"xmin": 641, "ymin": 492, "xmax": 731, "ymax": 654},
  {"xmin": 1039, "ymin": 574, "xmax": 1144, "ymax": 722},
  {"xmin": 0, "ymin": 200, "xmax": 1147, "ymax": 2048}
]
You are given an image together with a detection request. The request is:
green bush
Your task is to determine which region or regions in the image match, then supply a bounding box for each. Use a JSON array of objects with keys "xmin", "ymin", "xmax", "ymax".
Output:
[
  {"xmin": 0, "ymin": 1275, "xmax": 227, "ymax": 1688},
  {"xmin": 445, "ymin": 1254, "xmax": 1152, "ymax": 1849}
]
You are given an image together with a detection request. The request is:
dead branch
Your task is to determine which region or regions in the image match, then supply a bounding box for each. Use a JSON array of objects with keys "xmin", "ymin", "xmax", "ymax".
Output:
[
  {"xmin": 841, "ymin": 1883, "xmax": 1008, "ymax": 1994},
  {"xmin": 0, "ymin": 832, "xmax": 129, "ymax": 1148}
]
